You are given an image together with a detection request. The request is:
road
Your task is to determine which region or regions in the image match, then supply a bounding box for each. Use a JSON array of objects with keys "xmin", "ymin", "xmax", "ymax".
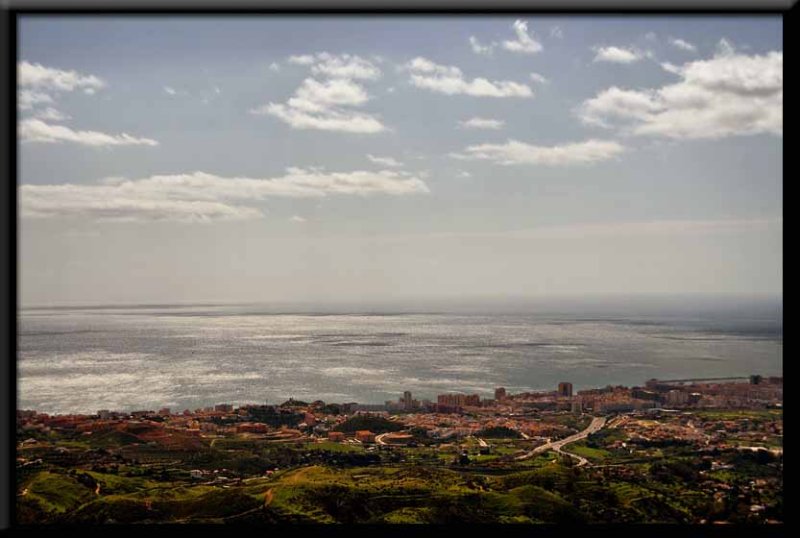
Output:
[
  {"xmin": 375, "ymin": 433, "xmax": 389, "ymax": 446},
  {"xmin": 553, "ymin": 444, "xmax": 590, "ymax": 467},
  {"xmin": 515, "ymin": 416, "xmax": 606, "ymax": 465}
]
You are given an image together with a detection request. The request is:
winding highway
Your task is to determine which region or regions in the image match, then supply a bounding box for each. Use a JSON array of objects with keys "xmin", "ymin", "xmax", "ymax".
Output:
[{"xmin": 515, "ymin": 416, "xmax": 606, "ymax": 465}]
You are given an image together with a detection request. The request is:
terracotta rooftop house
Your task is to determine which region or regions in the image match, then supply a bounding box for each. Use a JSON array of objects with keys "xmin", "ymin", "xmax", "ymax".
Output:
[
  {"xmin": 237, "ymin": 422, "xmax": 269, "ymax": 433},
  {"xmin": 382, "ymin": 432, "xmax": 414, "ymax": 445},
  {"xmin": 355, "ymin": 430, "xmax": 375, "ymax": 443},
  {"xmin": 328, "ymin": 431, "xmax": 346, "ymax": 442}
]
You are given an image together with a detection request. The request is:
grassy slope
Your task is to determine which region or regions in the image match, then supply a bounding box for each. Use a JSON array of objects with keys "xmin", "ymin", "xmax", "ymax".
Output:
[
  {"xmin": 19, "ymin": 464, "xmax": 596, "ymax": 524},
  {"xmin": 17, "ymin": 431, "xmax": 781, "ymax": 525}
]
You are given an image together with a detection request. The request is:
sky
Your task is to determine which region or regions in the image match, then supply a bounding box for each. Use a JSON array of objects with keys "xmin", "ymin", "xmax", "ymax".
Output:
[{"xmin": 17, "ymin": 16, "xmax": 782, "ymax": 307}]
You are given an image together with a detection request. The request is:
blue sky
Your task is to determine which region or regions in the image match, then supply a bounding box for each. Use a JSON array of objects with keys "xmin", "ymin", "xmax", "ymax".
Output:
[{"xmin": 18, "ymin": 16, "xmax": 782, "ymax": 305}]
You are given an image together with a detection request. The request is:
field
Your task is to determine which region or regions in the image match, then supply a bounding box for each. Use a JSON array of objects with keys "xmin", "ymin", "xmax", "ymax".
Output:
[{"xmin": 16, "ymin": 409, "xmax": 782, "ymax": 524}]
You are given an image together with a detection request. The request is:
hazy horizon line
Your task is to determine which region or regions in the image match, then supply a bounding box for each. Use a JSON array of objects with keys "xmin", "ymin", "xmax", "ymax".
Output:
[{"xmin": 19, "ymin": 291, "xmax": 782, "ymax": 312}]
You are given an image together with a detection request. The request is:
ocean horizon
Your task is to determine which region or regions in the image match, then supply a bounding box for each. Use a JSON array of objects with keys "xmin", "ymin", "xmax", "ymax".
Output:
[{"xmin": 18, "ymin": 295, "xmax": 782, "ymax": 415}]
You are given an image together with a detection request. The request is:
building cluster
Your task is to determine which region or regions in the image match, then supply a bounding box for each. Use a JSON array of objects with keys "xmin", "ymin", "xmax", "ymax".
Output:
[
  {"xmin": 17, "ymin": 375, "xmax": 781, "ymax": 454},
  {"xmin": 398, "ymin": 411, "xmax": 573, "ymax": 440},
  {"xmin": 642, "ymin": 376, "xmax": 783, "ymax": 409},
  {"xmin": 383, "ymin": 391, "xmax": 434, "ymax": 412},
  {"xmin": 575, "ymin": 385, "xmax": 658, "ymax": 414},
  {"xmin": 610, "ymin": 408, "xmax": 783, "ymax": 457},
  {"xmin": 435, "ymin": 393, "xmax": 481, "ymax": 413}
]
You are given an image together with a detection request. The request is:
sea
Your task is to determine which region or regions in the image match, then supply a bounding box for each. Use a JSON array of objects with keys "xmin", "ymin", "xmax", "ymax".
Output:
[{"xmin": 17, "ymin": 295, "xmax": 782, "ymax": 415}]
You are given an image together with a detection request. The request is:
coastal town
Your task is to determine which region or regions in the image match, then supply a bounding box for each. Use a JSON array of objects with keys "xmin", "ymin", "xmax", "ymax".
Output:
[{"xmin": 16, "ymin": 374, "xmax": 782, "ymax": 524}]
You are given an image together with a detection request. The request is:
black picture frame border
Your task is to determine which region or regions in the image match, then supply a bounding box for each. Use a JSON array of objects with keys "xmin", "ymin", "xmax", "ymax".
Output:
[{"xmin": 1, "ymin": 2, "xmax": 789, "ymax": 535}]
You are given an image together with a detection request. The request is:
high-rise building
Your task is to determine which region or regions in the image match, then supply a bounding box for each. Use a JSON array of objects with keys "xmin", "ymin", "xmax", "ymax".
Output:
[
  {"xmin": 437, "ymin": 393, "xmax": 481, "ymax": 407},
  {"xmin": 464, "ymin": 394, "xmax": 481, "ymax": 406},
  {"xmin": 495, "ymin": 387, "xmax": 507, "ymax": 401},
  {"xmin": 666, "ymin": 389, "xmax": 689, "ymax": 406},
  {"xmin": 558, "ymin": 382, "xmax": 573, "ymax": 398},
  {"xmin": 402, "ymin": 391, "xmax": 413, "ymax": 409}
]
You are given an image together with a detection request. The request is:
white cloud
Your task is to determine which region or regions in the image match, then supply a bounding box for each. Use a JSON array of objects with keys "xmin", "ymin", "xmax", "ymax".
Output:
[
  {"xmin": 268, "ymin": 62, "xmax": 281, "ymax": 72},
  {"xmin": 502, "ymin": 20, "xmax": 543, "ymax": 54},
  {"xmin": 32, "ymin": 107, "xmax": 70, "ymax": 122},
  {"xmin": 289, "ymin": 215, "xmax": 307, "ymax": 223},
  {"xmin": 164, "ymin": 86, "xmax": 177, "ymax": 96},
  {"xmin": 406, "ymin": 57, "xmax": 533, "ymax": 98},
  {"xmin": 38, "ymin": 197, "xmax": 262, "ymax": 223},
  {"xmin": 469, "ymin": 36, "xmax": 495, "ymax": 55},
  {"xmin": 20, "ymin": 168, "xmax": 430, "ymax": 222},
  {"xmin": 18, "ymin": 61, "xmax": 106, "ymax": 93},
  {"xmin": 452, "ymin": 139, "xmax": 625, "ymax": 166},
  {"xmin": 459, "ymin": 117, "xmax": 505, "ymax": 130},
  {"xmin": 669, "ymin": 37, "xmax": 697, "ymax": 52},
  {"xmin": 579, "ymin": 42, "xmax": 782, "ymax": 139},
  {"xmin": 679, "ymin": 47, "xmax": 781, "ymax": 96},
  {"xmin": 287, "ymin": 52, "xmax": 380, "ymax": 80},
  {"xmin": 644, "ymin": 32, "xmax": 658, "ymax": 42},
  {"xmin": 254, "ymin": 103, "xmax": 383, "ymax": 133},
  {"xmin": 406, "ymin": 57, "xmax": 457, "ymax": 75},
  {"xmin": 253, "ymin": 103, "xmax": 385, "ymax": 134},
  {"xmin": 288, "ymin": 77, "xmax": 369, "ymax": 111},
  {"xmin": 287, "ymin": 54, "xmax": 315, "ymax": 65},
  {"xmin": 19, "ymin": 119, "xmax": 159, "ymax": 147},
  {"xmin": 578, "ymin": 87, "xmax": 662, "ymax": 128},
  {"xmin": 18, "ymin": 90, "xmax": 54, "ymax": 110},
  {"xmin": 550, "ymin": 26, "xmax": 564, "ymax": 39},
  {"xmin": 309, "ymin": 52, "xmax": 381, "ymax": 80},
  {"xmin": 17, "ymin": 62, "xmax": 154, "ymax": 149},
  {"xmin": 593, "ymin": 46, "xmax": 644, "ymax": 64},
  {"xmin": 529, "ymin": 72, "xmax": 549, "ymax": 85},
  {"xmin": 367, "ymin": 154, "xmax": 403, "ymax": 167},
  {"xmin": 660, "ymin": 61, "xmax": 681, "ymax": 74},
  {"xmin": 717, "ymin": 38, "xmax": 736, "ymax": 56},
  {"xmin": 257, "ymin": 53, "xmax": 385, "ymax": 133}
]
